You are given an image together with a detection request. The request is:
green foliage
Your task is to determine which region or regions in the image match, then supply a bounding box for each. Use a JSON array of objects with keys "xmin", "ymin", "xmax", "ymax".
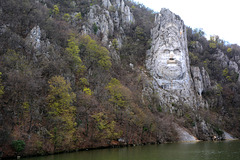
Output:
[
  {"xmin": 74, "ymin": 12, "xmax": 82, "ymax": 20},
  {"xmin": 12, "ymin": 140, "xmax": 25, "ymax": 153},
  {"xmin": 83, "ymin": 87, "xmax": 92, "ymax": 95},
  {"xmin": 222, "ymin": 68, "xmax": 232, "ymax": 81},
  {"xmin": 203, "ymin": 59, "xmax": 210, "ymax": 72},
  {"xmin": 222, "ymin": 68, "xmax": 229, "ymax": 77},
  {"xmin": 47, "ymin": 76, "xmax": 76, "ymax": 131},
  {"xmin": 22, "ymin": 102, "xmax": 30, "ymax": 112},
  {"xmin": 213, "ymin": 127, "xmax": 224, "ymax": 136},
  {"xmin": 105, "ymin": 78, "xmax": 131, "ymax": 108},
  {"xmin": 226, "ymin": 76, "xmax": 232, "ymax": 82},
  {"xmin": 63, "ymin": 13, "xmax": 71, "ymax": 22},
  {"xmin": 112, "ymin": 39, "xmax": 118, "ymax": 50},
  {"xmin": 216, "ymin": 83, "xmax": 223, "ymax": 96},
  {"xmin": 47, "ymin": 76, "xmax": 77, "ymax": 149},
  {"xmin": 209, "ymin": 42, "xmax": 217, "ymax": 49},
  {"xmin": 193, "ymin": 28, "xmax": 205, "ymax": 38},
  {"xmin": 53, "ymin": 5, "xmax": 59, "ymax": 15},
  {"xmin": 92, "ymin": 112, "xmax": 121, "ymax": 139},
  {"xmin": 189, "ymin": 41, "xmax": 196, "ymax": 48},
  {"xmin": 79, "ymin": 78, "xmax": 89, "ymax": 87},
  {"xmin": 227, "ymin": 48, "xmax": 232, "ymax": 53},
  {"xmin": 66, "ymin": 35, "xmax": 86, "ymax": 74},
  {"xmin": 92, "ymin": 23, "xmax": 98, "ymax": 34},
  {"xmin": 157, "ymin": 105, "xmax": 162, "ymax": 112},
  {"xmin": 131, "ymin": 5, "xmax": 136, "ymax": 9},
  {"xmin": 80, "ymin": 35, "xmax": 112, "ymax": 70},
  {"xmin": 135, "ymin": 26, "xmax": 145, "ymax": 41},
  {"xmin": 0, "ymin": 72, "xmax": 4, "ymax": 97},
  {"xmin": 189, "ymin": 52, "xmax": 199, "ymax": 65}
]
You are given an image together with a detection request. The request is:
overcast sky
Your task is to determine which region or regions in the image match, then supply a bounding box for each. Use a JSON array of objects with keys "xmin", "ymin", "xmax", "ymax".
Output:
[{"xmin": 134, "ymin": 0, "xmax": 240, "ymax": 45}]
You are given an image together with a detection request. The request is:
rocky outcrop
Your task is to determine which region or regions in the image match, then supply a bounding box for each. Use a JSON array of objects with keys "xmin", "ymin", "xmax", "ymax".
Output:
[
  {"xmin": 212, "ymin": 49, "xmax": 229, "ymax": 68},
  {"xmin": 201, "ymin": 67, "xmax": 211, "ymax": 89},
  {"xmin": 229, "ymin": 60, "xmax": 238, "ymax": 73},
  {"xmin": 212, "ymin": 49, "xmax": 240, "ymax": 82},
  {"xmin": 102, "ymin": 0, "xmax": 112, "ymax": 9},
  {"xmin": 82, "ymin": 0, "xmax": 134, "ymax": 46},
  {"xmin": 25, "ymin": 26, "xmax": 50, "ymax": 61},
  {"xmin": 191, "ymin": 66, "xmax": 211, "ymax": 96},
  {"xmin": 146, "ymin": 8, "xmax": 199, "ymax": 108},
  {"xmin": 223, "ymin": 131, "xmax": 237, "ymax": 140},
  {"xmin": 26, "ymin": 26, "xmax": 41, "ymax": 50},
  {"xmin": 175, "ymin": 125, "xmax": 198, "ymax": 142},
  {"xmin": 191, "ymin": 67, "xmax": 204, "ymax": 96}
]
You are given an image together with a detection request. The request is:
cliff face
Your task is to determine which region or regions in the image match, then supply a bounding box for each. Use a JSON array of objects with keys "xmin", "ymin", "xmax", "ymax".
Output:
[
  {"xmin": 81, "ymin": 0, "xmax": 134, "ymax": 46},
  {"xmin": 145, "ymin": 8, "xmax": 209, "ymax": 110}
]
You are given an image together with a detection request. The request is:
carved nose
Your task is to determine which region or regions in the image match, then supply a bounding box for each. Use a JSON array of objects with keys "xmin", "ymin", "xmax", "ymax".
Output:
[{"xmin": 169, "ymin": 51, "xmax": 174, "ymax": 60}]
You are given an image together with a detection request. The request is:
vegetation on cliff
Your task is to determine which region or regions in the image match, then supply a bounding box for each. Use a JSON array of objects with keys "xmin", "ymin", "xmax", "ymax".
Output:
[{"xmin": 0, "ymin": 0, "xmax": 240, "ymax": 158}]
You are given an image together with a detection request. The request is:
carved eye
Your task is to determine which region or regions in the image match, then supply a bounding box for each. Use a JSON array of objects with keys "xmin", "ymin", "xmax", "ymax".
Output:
[
  {"xmin": 164, "ymin": 49, "xmax": 170, "ymax": 54},
  {"xmin": 174, "ymin": 49, "xmax": 180, "ymax": 54}
]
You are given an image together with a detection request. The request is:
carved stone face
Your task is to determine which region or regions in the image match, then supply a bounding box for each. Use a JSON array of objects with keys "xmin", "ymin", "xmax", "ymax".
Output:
[{"xmin": 156, "ymin": 25, "xmax": 186, "ymax": 80}]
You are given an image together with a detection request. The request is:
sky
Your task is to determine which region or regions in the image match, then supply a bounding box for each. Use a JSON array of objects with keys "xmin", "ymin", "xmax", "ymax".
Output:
[{"xmin": 134, "ymin": 0, "xmax": 240, "ymax": 45}]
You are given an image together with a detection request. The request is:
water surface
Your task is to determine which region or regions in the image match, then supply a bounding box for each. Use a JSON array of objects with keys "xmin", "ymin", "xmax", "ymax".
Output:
[{"xmin": 24, "ymin": 140, "xmax": 240, "ymax": 160}]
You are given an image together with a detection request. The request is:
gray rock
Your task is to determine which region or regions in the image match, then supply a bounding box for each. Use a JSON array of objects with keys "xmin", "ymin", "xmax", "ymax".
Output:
[
  {"xmin": 113, "ymin": 10, "xmax": 120, "ymax": 29},
  {"xmin": 120, "ymin": 0, "xmax": 125, "ymax": 12},
  {"xmin": 213, "ymin": 49, "xmax": 229, "ymax": 68},
  {"xmin": 146, "ymin": 8, "xmax": 196, "ymax": 107},
  {"xmin": 223, "ymin": 131, "xmax": 237, "ymax": 140},
  {"xmin": 175, "ymin": 125, "xmax": 198, "ymax": 142},
  {"xmin": 121, "ymin": 5, "xmax": 135, "ymax": 25},
  {"xmin": 26, "ymin": 26, "xmax": 41, "ymax": 50},
  {"xmin": 82, "ymin": 0, "xmax": 135, "ymax": 47},
  {"xmin": 191, "ymin": 66, "xmax": 203, "ymax": 96},
  {"xmin": 87, "ymin": 6, "xmax": 114, "ymax": 44},
  {"xmin": 201, "ymin": 67, "xmax": 211, "ymax": 89},
  {"xmin": 25, "ymin": 26, "xmax": 51, "ymax": 61},
  {"xmin": 191, "ymin": 66, "xmax": 211, "ymax": 97},
  {"xmin": 115, "ymin": 0, "xmax": 121, "ymax": 9},
  {"xmin": 229, "ymin": 60, "xmax": 238, "ymax": 73},
  {"xmin": 102, "ymin": 0, "xmax": 112, "ymax": 9}
]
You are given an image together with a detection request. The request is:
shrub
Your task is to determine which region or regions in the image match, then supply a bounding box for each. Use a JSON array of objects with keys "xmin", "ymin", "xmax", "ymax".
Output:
[{"xmin": 12, "ymin": 140, "xmax": 25, "ymax": 153}]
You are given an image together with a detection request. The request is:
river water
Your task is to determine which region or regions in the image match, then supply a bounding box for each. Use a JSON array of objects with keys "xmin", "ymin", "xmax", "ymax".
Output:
[{"xmin": 24, "ymin": 140, "xmax": 240, "ymax": 160}]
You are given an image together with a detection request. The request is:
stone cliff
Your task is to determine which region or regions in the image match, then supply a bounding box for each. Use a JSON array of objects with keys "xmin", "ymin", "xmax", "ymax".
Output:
[
  {"xmin": 145, "ymin": 8, "xmax": 209, "ymax": 110},
  {"xmin": 81, "ymin": 0, "xmax": 134, "ymax": 46}
]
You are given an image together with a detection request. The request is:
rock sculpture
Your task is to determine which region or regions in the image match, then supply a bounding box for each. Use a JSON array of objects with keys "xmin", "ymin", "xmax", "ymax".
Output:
[{"xmin": 146, "ymin": 8, "xmax": 195, "ymax": 107}]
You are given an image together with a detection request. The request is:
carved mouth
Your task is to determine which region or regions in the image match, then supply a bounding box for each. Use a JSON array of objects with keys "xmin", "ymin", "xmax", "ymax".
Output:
[{"xmin": 162, "ymin": 65, "xmax": 183, "ymax": 80}]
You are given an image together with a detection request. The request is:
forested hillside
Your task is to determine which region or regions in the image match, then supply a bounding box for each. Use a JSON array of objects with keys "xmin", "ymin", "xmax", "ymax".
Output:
[{"xmin": 0, "ymin": 0, "xmax": 240, "ymax": 158}]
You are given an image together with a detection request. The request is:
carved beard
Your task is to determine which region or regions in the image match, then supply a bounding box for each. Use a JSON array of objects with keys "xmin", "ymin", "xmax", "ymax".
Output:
[{"xmin": 159, "ymin": 62, "xmax": 184, "ymax": 80}]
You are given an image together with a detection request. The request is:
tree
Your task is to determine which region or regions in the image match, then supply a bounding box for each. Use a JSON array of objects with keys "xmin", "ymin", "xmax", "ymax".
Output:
[
  {"xmin": 227, "ymin": 48, "xmax": 232, "ymax": 53},
  {"xmin": 222, "ymin": 68, "xmax": 229, "ymax": 77},
  {"xmin": 74, "ymin": 12, "xmax": 82, "ymax": 20},
  {"xmin": 63, "ymin": 13, "xmax": 71, "ymax": 22},
  {"xmin": 105, "ymin": 78, "xmax": 131, "ymax": 109},
  {"xmin": 209, "ymin": 42, "xmax": 217, "ymax": 49},
  {"xmin": 12, "ymin": 140, "xmax": 25, "ymax": 154},
  {"xmin": 91, "ymin": 112, "xmax": 121, "ymax": 140},
  {"xmin": 47, "ymin": 76, "xmax": 76, "ymax": 149},
  {"xmin": 66, "ymin": 35, "xmax": 86, "ymax": 75},
  {"xmin": 80, "ymin": 35, "xmax": 112, "ymax": 70},
  {"xmin": 92, "ymin": 23, "xmax": 98, "ymax": 34},
  {"xmin": 53, "ymin": 5, "xmax": 59, "ymax": 15},
  {"xmin": 112, "ymin": 39, "xmax": 118, "ymax": 51}
]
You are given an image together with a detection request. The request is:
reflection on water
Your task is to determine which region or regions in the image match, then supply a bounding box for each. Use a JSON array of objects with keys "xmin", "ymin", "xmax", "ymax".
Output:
[{"xmin": 23, "ymin": 140, "xmax": 240, "ymax": 160}]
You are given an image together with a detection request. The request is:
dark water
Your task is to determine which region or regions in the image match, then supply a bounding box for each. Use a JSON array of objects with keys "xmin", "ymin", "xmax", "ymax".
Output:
[{"xmin": 24, "ymin": 141, "xmax": 240, "ymax": 160}]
